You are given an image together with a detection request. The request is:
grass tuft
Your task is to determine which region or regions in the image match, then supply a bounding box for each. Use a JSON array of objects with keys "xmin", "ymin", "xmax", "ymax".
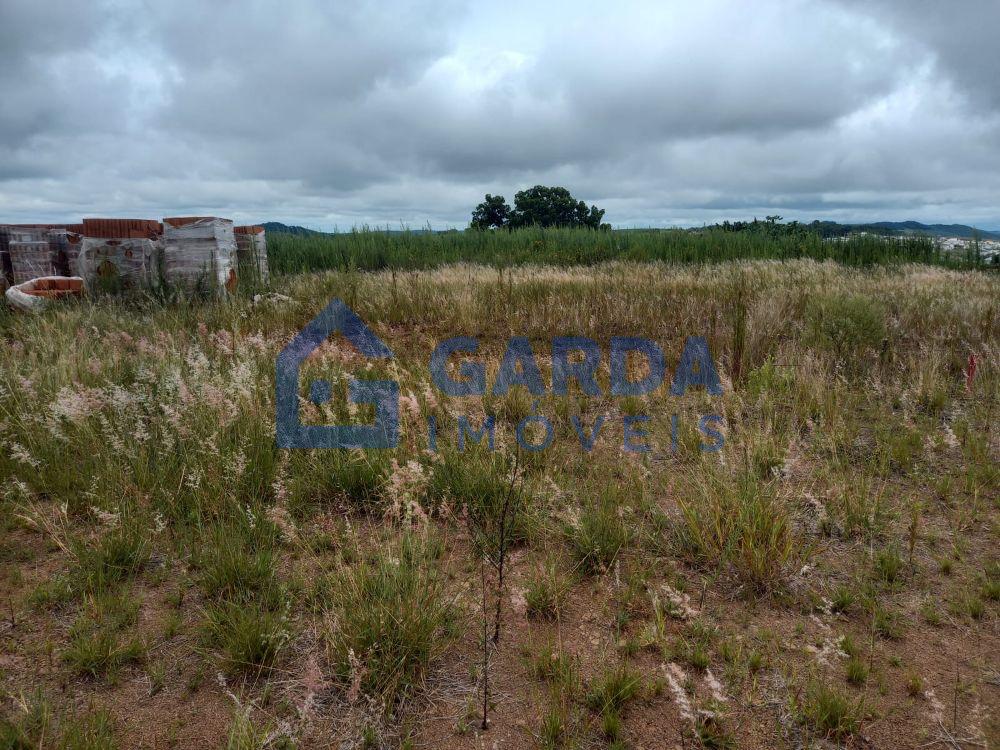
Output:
[
  {"xmin": 325, "ymin": 532, "xmax": 453, "ymax": 705},
  {"xmin": 202, "ymin": 600, "xmax": 290, "ymax": 674},
  {"xmin": 566, "ymin": 489, "xmax": 630, "ymax": 576},
  {"xmin": 675, "ymin": 472, "xmax": 796, "ymax": 593},
  {"xmin": 794, "ymin": 678, "xmax": 864, "ymax": 739},
  {"xmin": 74, "ymin": 521, "xmax": 149, "ymax": 593}
]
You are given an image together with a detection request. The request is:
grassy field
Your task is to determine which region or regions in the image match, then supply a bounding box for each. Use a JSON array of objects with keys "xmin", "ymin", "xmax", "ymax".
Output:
[
  {"xmin": 0, "ymin": 258, "xmax": 997, "ymax": 748},
  {"xmin": 266, "ymin": 226, "xmax": 974, "ymax": 275}
]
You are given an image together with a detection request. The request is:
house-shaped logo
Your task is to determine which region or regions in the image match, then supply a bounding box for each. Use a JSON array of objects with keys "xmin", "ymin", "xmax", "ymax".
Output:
[{"xmin": 275, "ymin": 299, "xmax": 399, "ymax": 449}]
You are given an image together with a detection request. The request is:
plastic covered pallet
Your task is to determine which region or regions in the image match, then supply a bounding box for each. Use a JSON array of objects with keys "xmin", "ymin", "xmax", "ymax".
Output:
[
  {"xmin": 8, "ymin": 227, "xmax": 55, "ymax": 284},
  {"xmin": 162, "ymin": 217, "xmax": 237, "ymax": 292},
  {"xmin": 234, "ymin": 226, "xmax": 269, "ymax": 284},
  {"xmin": 75, "ymin": 237, "xmax": 161, "ymax": 289}
]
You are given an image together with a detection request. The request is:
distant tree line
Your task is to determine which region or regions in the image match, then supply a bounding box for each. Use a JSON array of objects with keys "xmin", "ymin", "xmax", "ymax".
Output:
[
  {"xmin": 713, "ymin": 215, "xmax": 816, "ymax": 237},
  {"xmin": 471, "ymin": 186, "xmax": 610, "ymax": 230},
  {"xmin": 711, "ymin": 216, "xmax": 898, "ymax": 239}
]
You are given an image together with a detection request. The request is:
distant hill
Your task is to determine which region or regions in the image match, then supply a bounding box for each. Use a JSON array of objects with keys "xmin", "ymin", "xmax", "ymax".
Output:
[
  {"xmin": 737, "ymin": 219, "xmax": 1000, "ymax": 240},
  {"xmin": 261, "ymin": 221, "xmax": 325, "ymax": 236},
  {"xmin": 863, "ymin": 221, "xmax": 1000, "ymax": 240}
]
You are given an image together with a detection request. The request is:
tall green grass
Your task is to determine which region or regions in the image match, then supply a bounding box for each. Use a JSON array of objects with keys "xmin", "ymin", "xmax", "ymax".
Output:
[{"xmin": 267, "ymin": 227, "xmax": 958, "ymax": 275}]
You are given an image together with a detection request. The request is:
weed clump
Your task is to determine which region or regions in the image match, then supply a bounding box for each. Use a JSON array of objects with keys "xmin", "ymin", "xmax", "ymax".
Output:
[
  {"xmin": 62, "ymin": 591, "xmax": 144, "ymax": 678},
  {"xmin": 674, "ymin": 472, "xmax": 797, "ymax": 593},
  {"xmin": 64, "ymin": 619, "xmax": 144, "ymax": 679},
  {"xmin": 585, "ymin": 664, "xmax": 642, "ymax": 718},
  {"xmin": 0, "ymin": 693, "xmax": 117, "ymax": 750},
  {"xmin": 203, "ymin": 600, "xmax": 290, "ymax": 674},
  {"xmin": 429, "ymin": 449, "xmax": 529, "ymax": 551},
  {"xmin": 793, "ymin": 678, "xmax": 864, "ymax": 739},
  {"xmin": 566, "ymin": 489, "xmax": 630, "ymax": 576},
  {"xmin": 74, "ymin": 520, "xmax": 150, "ymax": 593},
  {"xmin": 197, "ymin": 527, "xmax": 282, "ymax": 607},
  {"xmin": 805, "ymin": 295, "xmax": 886, "ymax": 364},
  {"xmin": 288, "ymin": 450, "xmax": 389, "ymax": 515},
  {"xmin": 324, "ymin": 533, "xmax": 453, "ymax": 705}
]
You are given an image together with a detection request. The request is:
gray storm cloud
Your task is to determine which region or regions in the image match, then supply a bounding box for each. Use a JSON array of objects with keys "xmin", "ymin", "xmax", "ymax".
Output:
[{"xmin": 1, "ymin": 0, "xmax": 998, "ymax": 228}]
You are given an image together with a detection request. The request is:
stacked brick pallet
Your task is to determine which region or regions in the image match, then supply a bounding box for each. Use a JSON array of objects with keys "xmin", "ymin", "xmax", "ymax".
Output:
[
  {"xmin": 1, "ymin": 217, "xmax": 264, "ymax": 296},
  {"xmin": 162, "ymin": 217, "xmax": 238, "ymax": 292},
  {"xmin": 75, "ymin": 218, "xmax": 163, "ymax": 289},
  {"xmin": 8, "ymin": 227, "xmax": 55, "ymax": 284},
  {"xmin": 1, "ymin": 223, "xmax": 82, "ymax": 287}
]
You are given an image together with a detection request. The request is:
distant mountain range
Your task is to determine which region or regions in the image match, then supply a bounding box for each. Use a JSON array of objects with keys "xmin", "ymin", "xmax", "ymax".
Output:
[
  {"xmin": 260, "ymin": 220, "xmax": 1000, "ymax": 239},
  {"xmin": 817, "ymin": 221, "xmax": 1000, "ymax": 240}
]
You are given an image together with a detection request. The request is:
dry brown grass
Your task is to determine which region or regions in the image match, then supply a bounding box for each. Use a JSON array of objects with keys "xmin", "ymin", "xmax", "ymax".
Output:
[{"xmin": 0, "ymin": 259, "xmax": 997, "ymax": 748}]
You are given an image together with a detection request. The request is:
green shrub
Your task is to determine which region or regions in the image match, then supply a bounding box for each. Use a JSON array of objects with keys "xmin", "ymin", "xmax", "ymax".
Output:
[
  {"xmin": 537, "ymin": 702, "xmax": 576, "ymax": 750},
  {"xmin": 845, "ymin": 657, "xmax": 868, "ymax": 685},
  {"xmin": 64, "ymin": 624, "xmax": 144, "ymax": 679},
  {"xmin": 57, "ymin": 710, "xmax": 117, "ymax": 750},
  {"xmin": 288, "ymin": 450, "xmax": 388, "ymax": 515},
  {"xmin": 0, "ymin": 695, "xmax": 116, "ymax": 750},
  {"xmin": 30, "ymin": 574, "xmax": 76, "ymax": 608},
  {"xmin": 745, "ymin": 359, "xmax": 796, "ymax": 401},
  {"xmin": 430, "ymin": 450, "xmax": 529, "ymax": 557},
  {"xmin": 830, "ymin": 584, "xmax": 855, "ymax": 613},
  {"xmin": 950, "ymin": 589, "xmax": 985, "ymax": 620},
  {"xmin": 0, "ymin": 691, "xmax": 52, "ymax": 748},
  {"xmin": 528, "ymin": 644, "xmax": 578, "ymax": 689},
  {"xmin": 873, "ymin": 606, "xmax": 904, "ymax": 639},
  {"xmin": 874, "ymin": 546, "xmax": 904, "ymax": 585},
  {"xmin": 62, "ymin": 592, "xmax": 144, "ymax": 678},
  {"xmin": 806, "ymin": 295, "xmax": 885, "ymax": 363},
  {"xmin": 226, "ymin": 707, "xmax": 296, "ymax": 750},
  {"xmin": 696, "ymin": 714, "xmax": 735, "ymax": 749},
  {"xmin": 525, "ymin": 561, "xmax": 569, "ymax": 621}
]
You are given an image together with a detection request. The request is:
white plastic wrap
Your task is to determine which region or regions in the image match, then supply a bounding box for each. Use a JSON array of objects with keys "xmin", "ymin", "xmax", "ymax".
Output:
[
  {"xmin": 9, "ymin": 228, "xmax": 55, "ymax": 284},
  {"xmin": 5, "ymin": 276, "xmax": 84, "ymax": 313},
  {"xmin": 162, "ymin": 217, "xmax": 237, "ymax": 292},
  {"xmin": 75, "ymin": 237, "xmax": 161, "ymax": 289}
]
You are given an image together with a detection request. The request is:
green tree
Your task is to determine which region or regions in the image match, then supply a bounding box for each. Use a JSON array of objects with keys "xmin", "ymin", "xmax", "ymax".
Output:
[
  {"xmin": 470, "ymin": 186, "xmax": 608, "ymax": 229},
  {"xmin": 510, "ymin": 185, "xmax": 606, "ymax": 229},
  {"xmin": 470, "ymin": 194, "xmax": 512, "ymax": 229}
]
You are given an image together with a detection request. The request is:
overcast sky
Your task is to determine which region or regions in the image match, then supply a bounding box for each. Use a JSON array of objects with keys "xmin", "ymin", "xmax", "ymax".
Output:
[{"xmin": 2, "ymin": 0, "xmax": 998, "ymax": 229}]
